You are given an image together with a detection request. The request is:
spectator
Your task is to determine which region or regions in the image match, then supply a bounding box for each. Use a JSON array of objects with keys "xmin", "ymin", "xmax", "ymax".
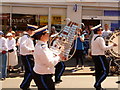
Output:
[
  {"xmin": 0, "ymin": 31, "xmax": 8, "ymax": 80},
  {"xmin": 73, "ymin": 28, "xmax": 85, "ymax": 69},
  {"xmin": 83, "ymin": 33, "xmax": 89, "ymax": 56},
  {"xmin": 6, "ymin": 33, "xmax": 18, "ymax": 72},
  {"xmin": 102, "ymin": 24, "xmax": 112, "ymax": 39}
]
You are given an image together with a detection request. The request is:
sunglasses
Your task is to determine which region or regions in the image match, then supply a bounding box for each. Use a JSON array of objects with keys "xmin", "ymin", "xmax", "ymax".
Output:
[{"xmin": 98, "ymin": 29, "xmax": 103, "ymax": 31}]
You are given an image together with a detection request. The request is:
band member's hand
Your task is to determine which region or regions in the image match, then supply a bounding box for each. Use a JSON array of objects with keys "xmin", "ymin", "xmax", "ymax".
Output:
[
  {"xmin": 30, "ymin": 50, "xmax": 34, "ymax": 52},
  {"xmin": 59, "ymin": 53, "xmax": 67, "ymax": 60},
  {"xmin": 113, "ymin": 43, "xmax": 117, "ymax": 47}
]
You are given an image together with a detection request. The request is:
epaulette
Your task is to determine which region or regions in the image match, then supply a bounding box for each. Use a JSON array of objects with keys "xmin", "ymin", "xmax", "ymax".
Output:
[
  {"xmin": 94, "ymin": 35, "xmax": 101, "ymax": 41},
  {"xmin": 41, "ymin": 44, "xmax": 46, "ymax": 48},
  {"xmin": 24, "ymin": 34, "xmax": 30, "ymax": 38}
]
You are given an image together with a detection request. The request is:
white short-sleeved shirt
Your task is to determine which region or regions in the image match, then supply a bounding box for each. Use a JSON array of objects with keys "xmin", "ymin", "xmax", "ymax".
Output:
[
  {"xmin": 0, "ymin": 37, "xmax": 8, "ymax": 53},
  {"xmin": 20, "ymin": 34, "xmax": 34, "ymax": 55},
  {"xmin": 33, "ymin": 40, "xmax": 60, "ymax": 74},
  {"xmin": 91, "ymin": 34, "xmax": 114, "ymax": 55}
]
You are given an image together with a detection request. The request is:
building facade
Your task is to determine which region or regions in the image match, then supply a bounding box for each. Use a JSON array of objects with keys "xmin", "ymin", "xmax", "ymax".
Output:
[{"xmin": 1, "ymin": 1, "xmax": 120, "ymax": 32}]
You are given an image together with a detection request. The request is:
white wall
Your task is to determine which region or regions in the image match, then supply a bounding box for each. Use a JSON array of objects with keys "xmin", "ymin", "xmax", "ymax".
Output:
[
  {"xmin": 12, "ymin": 6, "xmax": 48, "ymax": 15},
  {"xmin": 67, "ymin": 5, "xmax": 82, "ymax": 25},
  {"xmin": 2, "ymin": 0, "xmax": 119, "ymax": 2}
]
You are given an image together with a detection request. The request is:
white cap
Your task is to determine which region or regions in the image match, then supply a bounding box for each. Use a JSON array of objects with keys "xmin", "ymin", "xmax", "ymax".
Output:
[{"xmin": 6, "ymin": 33, "xmax": 13, "ymax": 36}]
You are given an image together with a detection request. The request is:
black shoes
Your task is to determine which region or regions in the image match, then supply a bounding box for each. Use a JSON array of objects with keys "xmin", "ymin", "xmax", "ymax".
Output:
[
  {"xmin": 21, "ymin": 88, "xmax": 31, "ymax": 90},
  {"xmin": 116, "ymin": 81, "xmax": 120, "ymax": 83},
  {"xmin": 94, "ymin": 85, "xmax": 106, "ymax": 90},
  {"xmin": 55, "ymin": 80, "xmax": 62, "ymax": 84},
  {"xmin": 0, "ymin": 78, "xmax": 6, "ymax": 81}
]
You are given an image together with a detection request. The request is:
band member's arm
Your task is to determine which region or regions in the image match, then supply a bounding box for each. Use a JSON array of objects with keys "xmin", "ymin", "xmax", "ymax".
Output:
[
  {"xmin": 98, "ymin": 37, "xmax": 114, "ymax": 50},
  {"xmin": 21, "ymin": 36, "xmax": 34, "ymax": 52}
]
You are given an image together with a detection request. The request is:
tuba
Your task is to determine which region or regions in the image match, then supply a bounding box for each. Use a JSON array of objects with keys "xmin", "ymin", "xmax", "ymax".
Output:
[{"xmin": 49, "ymin": 19, "xmax": 79, "ymax": 61}]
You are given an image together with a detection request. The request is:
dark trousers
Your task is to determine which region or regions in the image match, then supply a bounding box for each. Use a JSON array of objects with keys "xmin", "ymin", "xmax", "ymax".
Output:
[
  {"xmin": 33, "ymin": 71, "xmax": 55, "ymax": 90},
  {"xmin": 74, "ymin": 50, "xmax": 84, "ymax": 66},
  {"xmin": 92, "ymin": 55, "xmax": 109, "ymax": 88},
  {"xmin": 55, "ymin": 61, "xmax": 65, "ymax": 81},
  {"xmin": 20, "ymin": 55, "xmax": 34, "ymax": 89}
]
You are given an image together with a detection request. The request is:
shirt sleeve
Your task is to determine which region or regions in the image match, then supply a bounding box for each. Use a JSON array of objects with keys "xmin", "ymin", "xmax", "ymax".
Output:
[
  {"xmin": 20, "ymin": 36, "xmax": 33, "ymax": 52},
  {"xmin": 2, "ymin": 38, "xmax": 8, "ymax": 51},
  {"xmin": 98, "ymin": 37, "xmax": 114, "ymax": 51}
]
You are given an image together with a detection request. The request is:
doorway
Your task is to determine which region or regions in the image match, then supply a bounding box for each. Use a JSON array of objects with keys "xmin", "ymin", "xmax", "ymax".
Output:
[{"xmin": 82, "ymin": 19, "xmax": 101, "ymax": 27}]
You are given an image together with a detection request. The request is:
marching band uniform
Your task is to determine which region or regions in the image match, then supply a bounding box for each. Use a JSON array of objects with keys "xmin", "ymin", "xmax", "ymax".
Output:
[
  {"xmin": 55, "ymin": 61, "xmax": 65, "ymax": 83},
  {"xmin": 32, "ymin": 27, "xmax": 60, "ymax": 90},
  {"xmin": 91, "ymin": 27, "xmax": 116, "ymax": 90},
  {"xmin": 0, "ymin": 31, "xmax": 8, "ymax": 80},
  {"xmin": 50, "ymin": 33, "xmax": 65, "ymax": 84},
  {"xmin": 20, "ymin": 24, "xmax": 38, "ymax": 90}
]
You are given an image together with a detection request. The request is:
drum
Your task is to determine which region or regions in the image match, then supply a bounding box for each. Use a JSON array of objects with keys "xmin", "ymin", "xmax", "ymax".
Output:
[
  {"xmin": 106, "ymin": 31, "xmax": 120, "ymax": 74},
  {"xmin": 106, "ymin": 31, "xmax": 120, "ymax": 59}
]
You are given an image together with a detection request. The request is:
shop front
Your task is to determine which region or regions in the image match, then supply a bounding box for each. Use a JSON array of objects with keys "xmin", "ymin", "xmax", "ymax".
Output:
[
  {"xmin": 1, "ymin": 2, "xmax": 119, "ymax": 33},
  {"xmin": 2, "ymin": 5, "xmax": 67, "ymax": 33}
]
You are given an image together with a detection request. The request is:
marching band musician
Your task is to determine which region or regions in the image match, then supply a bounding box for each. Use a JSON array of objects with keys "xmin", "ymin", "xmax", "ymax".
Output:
[
  {"xmin": 55, "ymin": 61, "xmax": 65, "ymax": 84},
  {"xmin": 20, "ymin": 24, "xmax": 38, "ymax": 90},
  {"xmin": 91, "ymin": 26, "xmax": 117, "ymax": 90},
  {"xmin": 32, "ymin": 26, "xmax": 65, "ymax": 90},
  {"xmin": 50, "ymin": 34, "xmax": 65, "ymax": 84}
]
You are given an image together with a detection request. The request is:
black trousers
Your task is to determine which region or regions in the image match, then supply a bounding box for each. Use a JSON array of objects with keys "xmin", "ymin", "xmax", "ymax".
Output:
[
  {"xmin": 55, "ymin": 61, "xmax": 65, "ymax": 81},
  {"xmin": 33, "ymin": 71, "xmax": 55, "ymax": 90},
  {"xmin": 74, "ymin": 50, "xmax": 84, "ymax": 66},
  {"xmin": 92, "ymin": 55, "xmax": 109, "ymax": 88},
  {"xmin": 20, "ymin": 55, "xmax": 34, "ymax": 89}
]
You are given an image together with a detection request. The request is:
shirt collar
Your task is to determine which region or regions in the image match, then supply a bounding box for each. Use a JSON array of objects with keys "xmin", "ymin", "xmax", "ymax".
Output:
[
  {"xmin": 94, "ymin": 34, "xmax": 101, "ymax": 37},
  {"xmin": 37, "ymin": 40, "xmax": 47, "ymax": 45}
]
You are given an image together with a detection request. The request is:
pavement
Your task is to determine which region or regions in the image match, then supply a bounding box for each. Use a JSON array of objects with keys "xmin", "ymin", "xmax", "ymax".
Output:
[
  {"xmin": 63, "ymin": 56, "xmax": 95, "ymax": 75},
  {"xmin": 7, "ymin": 56, "xmax": 95, "ymax": 78},
  {"xmin": 7, "ymin": 56, "xmax": 119, "ymax": 78},
  {"xmin": 0, "ymin": 75, "xmax": 119, "ymax": 89},
  {"xmin": 1, "ymin": 57, "xmax": 120, "ymax": 89}
]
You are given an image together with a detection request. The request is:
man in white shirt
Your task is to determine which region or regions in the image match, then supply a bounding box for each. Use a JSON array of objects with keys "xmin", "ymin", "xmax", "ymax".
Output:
[
  {"xmin": 91, "ymin": 26, "xmax": 117, "ymax": 90},
  {"xmin": 0, "ymin": 31, "xmax": 8, "ymax": 80},
  {"xmin": 32, "ymin": 26, "xmax": 65, "ymax": 89},
  {"xmin": 102, "ymin": 24, "xmax": 112, "ymax": 39},
  {"xmin": 20, "ymin": 24, "xmax": 38, "ymax": 90}
]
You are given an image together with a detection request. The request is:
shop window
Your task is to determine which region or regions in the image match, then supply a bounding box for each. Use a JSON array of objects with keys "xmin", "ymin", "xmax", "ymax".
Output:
[
  {"xmin": 40, "ymin": 15, "xmax": 48, "ymax": 27},
  {"xmin": 51, "ymin": 15, "xmax": 66, "ymax": 32},
  {"xmin": 111, "ymin": 21, "xmax": 120, "ymax": 31},
  {"xmin": 1, "ymin": 13, "xmax": 10, "ymax": 33},
  {"xmin": 12, "ymin": 14, "xmax": 37, "ymax": 31},
  {"xmin": 104, "ymin": 10, "xmax": 120, "ymax": 16}
]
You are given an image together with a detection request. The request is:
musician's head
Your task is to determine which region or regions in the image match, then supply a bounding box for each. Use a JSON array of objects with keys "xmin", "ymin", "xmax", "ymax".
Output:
[
  {"xmin": 26, "ymin": 24, "xmax": 38, "ymax": 35},
  {"xmin": 0, "ymin": 31, "xmax": 4, "ymax": 38},
  {"xmin": 32, "ymin": 26, "xmax": 49, "ymax": 42},
  {"xmin": 94, "ymin": 27, "xmax": 103, "ymax": 35}
]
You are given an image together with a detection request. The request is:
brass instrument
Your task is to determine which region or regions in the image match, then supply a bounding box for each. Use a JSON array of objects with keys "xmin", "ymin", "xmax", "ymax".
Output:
[{"xmin": 49, "ymin": 20, "xmax": 79, "ymax": 61}]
